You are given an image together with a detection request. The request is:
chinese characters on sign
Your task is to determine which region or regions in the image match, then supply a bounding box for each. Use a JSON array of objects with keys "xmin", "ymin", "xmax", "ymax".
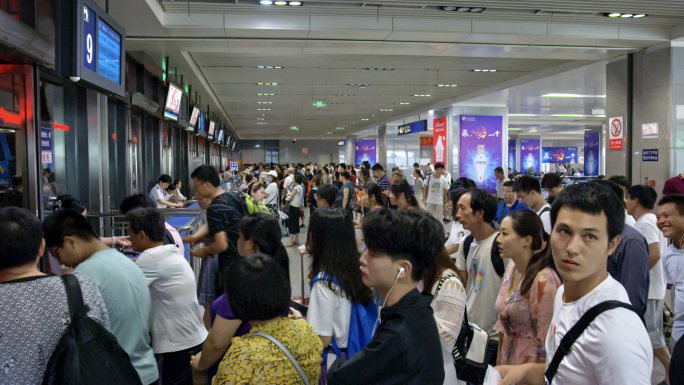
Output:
[
  {"xmin": 398, "ymin": 120, "xmax": 428, "ymax": 136},
  {"xmin": 642, "ymin": 149, "xmax": 658, "ymax": 162},
  {"xmin": 40, "ymin": 127, "xmax": 53, "ymax": 166},
  {"xmin": 609, "ymin": 116, "xmax": 624, "ymax": 151},
  {"xmin": 459, "ymin": 115, "xmax": 503, "ymax": 194}
]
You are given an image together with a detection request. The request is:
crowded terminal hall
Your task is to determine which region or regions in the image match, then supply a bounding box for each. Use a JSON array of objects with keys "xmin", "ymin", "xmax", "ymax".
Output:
[{"xmin": 4, "ymin": 1, "xmax": 684, "ymax": 384}]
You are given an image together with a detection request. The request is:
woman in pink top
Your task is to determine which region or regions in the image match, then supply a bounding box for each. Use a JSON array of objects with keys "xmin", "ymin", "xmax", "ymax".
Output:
[{"xmin": 494, "ymin": 209, "xmax": 560, "ymax": 365}]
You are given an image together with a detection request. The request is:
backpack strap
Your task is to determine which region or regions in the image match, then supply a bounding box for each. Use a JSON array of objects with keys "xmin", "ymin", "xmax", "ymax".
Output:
[
  {"xmin": 462, "ymin": 234, "xmax": 474, "ymax": 258},
  {"xmin": 490, "ymin": 234, "xmax": 504, "ymax": 278},
  {"xmin": 252, "ymin": 332, "xmax": 310, "ymax": 385},
  {"xmin": 539, "ymin": 206, "xmax": 551, "ymax": 216},
  {"xmin": 545, "ymin": 300, "xmax": 643, "ymax": 383},
  {"xmin": 61, "ymin": 275, "xmax": 89, "ymax": 319}
]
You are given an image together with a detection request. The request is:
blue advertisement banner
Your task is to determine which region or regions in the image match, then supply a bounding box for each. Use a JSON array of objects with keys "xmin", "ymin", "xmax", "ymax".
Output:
[
  {"xmin": 459, "ymin": 115, "xmax": 503, "ymax": 194},
  {"xmin": 520, "ymin": 139, "xmax": 541, "ymax": 175},
  {"xmin": 355, "ymin": 139, "xmax": 377, "ymax": 166},
  {"xmin": 542, "ymin": 147, "xmax": 578, "ymax": 164},
  {"xmin": 97, "ymin": 19, "xmax": 122, "ymax": 85},
  {"xmin": 508, "ymin": 139, "xmax": 516, "ymax": 172},
  {"xmin": 584, "ymin": 132, "xmax": 599, "ymax": 176},
  {"xmin": 398, "ymin": 120, "xmax": 428, "ymax": 135},
  {"xmin": 40, "ymin": 127, "xmax": 53, "ymax": 165},
  {"xmin": 82, "ymin": 5, "xmax": 96, "ymax": 73}
]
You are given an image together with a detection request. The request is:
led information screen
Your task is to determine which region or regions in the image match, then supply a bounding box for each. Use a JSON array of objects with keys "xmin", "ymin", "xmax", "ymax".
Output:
[{"xmin": 97, "ymin": 19, "xmax": 121, "ymax": 85}]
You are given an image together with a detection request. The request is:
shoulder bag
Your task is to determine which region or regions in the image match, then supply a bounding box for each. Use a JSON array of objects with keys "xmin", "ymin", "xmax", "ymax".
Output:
[{"xmin": 251, "ymin": 332, "xmax": 310, "ymax": 385}]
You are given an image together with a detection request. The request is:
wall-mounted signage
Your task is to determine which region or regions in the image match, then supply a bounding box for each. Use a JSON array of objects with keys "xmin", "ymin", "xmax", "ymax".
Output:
[
  {"xmin": 76, "ymin": 0, "xmax": 125, "ymax": 96},
  {"xmin": 338, "ymin": 140, "xmax": 345, "ymax": 146},
  {"xmin": 420, "ymin": 136, "xmax": 433, "ymax": 146},
  {"xmin": 542, "ymin": 147, "xmax": 578, "ymax": 163},
  {"xmin": 642, "ymin": 123, "xmax": 658, "ymax": 138},
  {"xmin": 163, "ymin": 83, "xmax": 183, "ymax": 121},
  {"xmin": 433, "ymin": 117, "xmax": 447, "ymax": 164},
  {"xmin": 642, "ymin": 149, "xmax": 658, "ymax": 162},
  {"xmin": 609, "ymin": 116, "xmax": 624, "ymax": 151},
  {"xmin": 520, "ymin": 139, "xmax": 541, "ymax": 175},
  {"xmin": 398, "ymin": 120, "xmax": 428, "ymax": 135},
  {"xmin": 459, "ymin": 115, "xmax": 503, "ymax": 193}
]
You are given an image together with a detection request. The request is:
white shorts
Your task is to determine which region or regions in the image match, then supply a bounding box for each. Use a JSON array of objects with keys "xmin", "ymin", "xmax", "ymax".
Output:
[{"xmin": 646, "ymin": 299, "xmax": 666, "ymax": 349}]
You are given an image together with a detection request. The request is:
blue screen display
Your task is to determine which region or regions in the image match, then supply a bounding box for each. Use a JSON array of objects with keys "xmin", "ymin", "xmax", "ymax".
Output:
[
  {"xmin": 82, "ymin": 5, "xmax": 96, "ymax": 73},
  {"xmin": 198, "ymin": 112, "xmax": 206, "ymax": 135},
  {"xmin": 97, "ymin": 19, "xmax": 121, "ymax": 84}
]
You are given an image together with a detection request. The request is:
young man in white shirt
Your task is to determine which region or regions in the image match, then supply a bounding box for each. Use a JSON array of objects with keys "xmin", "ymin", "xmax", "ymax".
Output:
[
  {"xmin": 626, "ymin": 184, "xmax": 670, "ymax": 382},
  {"xmin": 454, "ymin": 188, "xmax": 502, "ymax": 340},
  {"xmin": 126, "ymin": 208, "xmax": 207, "ymax": 385},
  {"xmin": 657, "ymin": 194, "xmax": 684, "ymax": 351},
  {"xmin": 424, "ymin": 162, "xmax": 450, "ymax": 223},
  {"xmin": 515, "ymin": 176, "xmax": 552, "ymax": 235},
  {"xmin": 149, "ymin": 174, "xmax": 183, "ymax": 209},
  {"xmin": 494, "ymin": 167, "xmax": 510, "ymax": 199},
  {"xmin": 498, "ymin": 182, "xmax": 652, "ymax": 385}
]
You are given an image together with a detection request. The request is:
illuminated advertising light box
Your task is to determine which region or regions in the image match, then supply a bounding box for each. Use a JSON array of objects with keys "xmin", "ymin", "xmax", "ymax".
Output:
[
  {"xmin": 208, "ymin": 120, "xmax": 216, "ymax": 140},
  {"xmin": 163, "ymin": 82, "xmax": 183, "ymax": 121},
  {"xmin": 198, "ymin": 111, "xmax": 206, "ymax": 137},
  {"xmin": 76, "ymin": 0, "xmax": 125, "ymax": 96},
  {"xmin": 188, "ymin": 106, "xmax": 199, "ymax": 132}
]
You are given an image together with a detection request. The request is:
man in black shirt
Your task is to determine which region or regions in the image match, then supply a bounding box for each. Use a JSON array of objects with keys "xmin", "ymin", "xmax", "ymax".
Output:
[{"xmin": 327, "ymin": 208, "xmax": 444, "ymax": 385}]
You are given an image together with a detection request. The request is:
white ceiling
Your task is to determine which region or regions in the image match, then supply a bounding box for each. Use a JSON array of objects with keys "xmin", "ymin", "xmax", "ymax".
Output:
[{"xmin": 104, "ymin": 0, "xmax": 684, "ymax": 139}]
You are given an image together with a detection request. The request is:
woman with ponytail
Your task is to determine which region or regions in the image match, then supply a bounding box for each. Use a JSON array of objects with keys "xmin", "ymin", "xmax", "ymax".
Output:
[
  {"xmin": 494, "ymin": 209, "xmax": 560, "ymax": 365},
  {"xmin": 389, "ymin": 179, "xmax": 418, "ymax": 210},
  {"xmin": 190, "ymin": 213, "xmax": 289, "ymax": 381}
]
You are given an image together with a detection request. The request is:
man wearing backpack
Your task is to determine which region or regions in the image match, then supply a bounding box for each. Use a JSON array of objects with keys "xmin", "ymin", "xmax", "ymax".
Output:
[
  {"xmin": 454, "ymin": 189, "xmax": 503, "ymax": 353},
  {"xmin": 327, "ymin": 209, "xmax": 444, "ymax": 384},
  {"xmin": 515, "ymin": 176, "xmax": 552, "ymax": 234},
  {"xmin": 497, "ymin": 183, "xmax": 652, "ymax": 385},
  {"xmin": 43, "ymin": 210, "xmax": 158, "ymax": 385}
]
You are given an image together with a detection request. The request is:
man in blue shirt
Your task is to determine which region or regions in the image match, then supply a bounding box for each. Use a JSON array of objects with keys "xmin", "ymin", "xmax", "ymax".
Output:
[{"xmin": 495, "ymin": 180, "xmax": 530, "ymax": 226}]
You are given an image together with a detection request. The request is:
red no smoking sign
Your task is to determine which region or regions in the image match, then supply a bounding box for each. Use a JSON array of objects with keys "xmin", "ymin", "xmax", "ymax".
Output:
[{"xmin": 609, "ymin": 117, "xmax": 623, "ymax": 150}]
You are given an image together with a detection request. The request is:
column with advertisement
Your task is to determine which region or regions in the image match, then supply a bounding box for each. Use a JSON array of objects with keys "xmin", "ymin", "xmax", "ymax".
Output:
[
  {"xmin": 520, "ymin": 139, "xmax": 541, "ymax": 175},
  {"xmin": 584, "ymin": 132, "xmax": 599, "ymax": 176},
  {"xmin": 355, "ymin": 139, "xmax": 377, "ymax": 166},
  {"xmin": 433, "ymin": 117, "xmax": 447, "ymax": 165},
  {"xmin": 459, "ymin": 116, "xmax": 503, "ymax": 194},
  {"xmin": 508, "ymin": 139, "xmax": 516, "ymax": 172}
]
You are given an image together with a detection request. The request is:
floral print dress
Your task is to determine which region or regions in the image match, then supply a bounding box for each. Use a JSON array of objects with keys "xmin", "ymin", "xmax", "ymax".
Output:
[{"xmin": 494, "ymin": 262, "xmax": 560, "ymax": 365}]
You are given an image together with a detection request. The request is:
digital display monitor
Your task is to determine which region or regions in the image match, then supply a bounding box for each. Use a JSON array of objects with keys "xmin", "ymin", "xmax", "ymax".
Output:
[
  {"xmin": 97, "ymin": 19, "xmax": 121, "ymax": 85},
  {"xmin": 163, "ymin": 83, "xmax": 183, "ymax": 121},
  {"xmin": 208, "ymin": 120, "xmax": 216, "ymax": 140},
  {"xmin": 188, "ymin": 106, "xmax": 200, "ymax": 131},
  {"xmin": 198, "ymin": 111, "xmax": 206, "ymax": 137},
  {"xmin": 231, "ymin": 140, "xmax": 237, "ymax": 152},
  {"xmin": 217, "ymin": 129, "xmax": 224, "ymax": 145}
]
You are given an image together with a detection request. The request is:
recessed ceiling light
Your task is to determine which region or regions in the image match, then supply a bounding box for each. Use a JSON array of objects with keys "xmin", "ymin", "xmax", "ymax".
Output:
[
  {"xmin": 274, "ymin": 1, "xmax": 287, "ymax": 5},
  {"xmin": 472, "ymin": 69, "xmax": 496, "ymax": 72},
  {"xmin": 469, "ymin": 7, "xmax": 484, "ymax": 12},
  {"xmin": 361, "ymin": 118, "xmax": 369, "ymax": 121},
  {"xmin": 508, "ymin": 114, "xmax": 538, "ymax": 117},
  {"xmin": 442, "ymin": 6, "xmax": 456, "ymax": 11},
  {"xmin": 399, "ymin": 102, "xmax": 410, "ymax": 105},
  {"xmin": 621, "ymin": 13, "xmax": 633, "ymax": 18},
  {"xmin": 259, "ymin": 0, "xmax": 273, "ymax": 4},
  {"xmin": 608, "ymin": 13, "xmax": 621, "ymax": 17},
  {"xmin": 457, "ymin": 7, "xmax": 470, "ymax": 12},
  {"xmin": 542, "ymin": 93, "xmax": 607, "ymax": 98},
  {"xmin": 413, "ymin": 94, "xmax": 431, "ymax": 97},
  {"xmin": 437, "ymin": 84, "xmax": 458, "ymax": 87},
  {"xmin": 288, "ymin": 1, "xmax": 302, "ymax": 5},
  {"xmin": 633, "ymin": 14, "xmax": 646, "ymax": 18}
]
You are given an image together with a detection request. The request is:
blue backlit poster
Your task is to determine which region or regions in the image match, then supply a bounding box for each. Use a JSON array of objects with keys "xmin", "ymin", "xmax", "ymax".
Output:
[
  {"xmin": 508, "ymin": 139, "xmax": 516, "ymax": 172},
  {"xmin": 584, "ymin": 132, "xmax": 599, "ymax": 176},
  {"xmin": 542, "ymin": 147, "xmax": 578, "ymax": 163},
  {"xmin": 40, "ymin": 127, "xmax": 53, "ymax": 165},
  {"xmin": 97, "ymin": 19, "xmax": 121, "ymax": 84},
  {"xmin": 82, "ymin": 5, "xmax": 96, "ymax": 73},
  {"xmin": 520, "ymin": 139, "xmax": 541, "ymax": 175},
  {"xmin": 459, "ymin": 115, "xmax": 503, "ymax": 194},
  {"xmin": 355, "ymin": 139, "xmax": 377, "ymax": 167}
]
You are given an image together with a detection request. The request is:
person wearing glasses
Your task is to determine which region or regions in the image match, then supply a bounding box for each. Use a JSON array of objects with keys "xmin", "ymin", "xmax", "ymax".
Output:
[{"xmin": 514, "ymin": 176, "xmax": 552, "ymax": 235}]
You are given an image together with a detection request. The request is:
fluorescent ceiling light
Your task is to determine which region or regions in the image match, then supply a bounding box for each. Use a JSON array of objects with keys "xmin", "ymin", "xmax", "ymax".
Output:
[
  {"xmin": 621, "ymin": 14, "xmax": 633, "ymax": 17},
  {"xmin": 508, "ymin": 128, "xmax": 522, "ymax": 131},
  {"xmin": 542, "ymin": 93, "xmax": 607, "ymax": 98},
  {"xmin": 633, "ymin": 14, "xmax": 646, "ymax": 18},
  {"xmin": 260, "ymin": 0, "xmax": 273, "ymax": 4},
  {"xmin": 289, "ymin": 1, "xmax": 302, "ymax": 5},
  {"xmin": 551, "ymin": 114, "xmax": 606, "ymax": 117},
  {"xmin": 509, "ymin": 114, "xmax": 537, "ymax": 117},
  {"xmin": 274, "ymin": 1, "xmax": 287, "ymax": 5},
  {"xmin": 608, "ymin": 13, "xmax": 621, "ymax": 17}
]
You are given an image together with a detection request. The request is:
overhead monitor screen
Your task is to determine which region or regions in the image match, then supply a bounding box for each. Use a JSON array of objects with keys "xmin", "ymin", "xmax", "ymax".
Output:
[
  {"xmin": 217, "ymin": 129, "xmax": 224, "ymax": 144},
  {"xmin": 198, "ymin": 111, "xmax": 206, "ymax": 136},
  {"xmin": 96, "ymin": 19, "xmax": 121, "ymax": 85},
  {"xmin": 208, "ymin": 120, "xmax": 216, "ymax": 140},
  {"xmin": 188, "ymin": 106, "xmax": 200, "ymax": 131},
  {"xmin": 163, "ymin": 83, "xmax": 183, "ymax": 121}
]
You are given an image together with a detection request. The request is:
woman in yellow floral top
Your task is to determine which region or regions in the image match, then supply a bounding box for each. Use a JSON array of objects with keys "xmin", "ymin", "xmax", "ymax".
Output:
[
  {"xmin": 494, "ymin": 210, "xmax": 560, "ymax": 366},
  {"xmin": 213, "ymin": 255, "xmax": 322, "ymax": 385}
]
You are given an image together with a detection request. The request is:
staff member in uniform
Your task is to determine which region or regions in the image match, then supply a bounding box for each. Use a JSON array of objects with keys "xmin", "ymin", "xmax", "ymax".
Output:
[{"xmin": 150, "ymin": 174, "xmax": 183, "ymax": 209}]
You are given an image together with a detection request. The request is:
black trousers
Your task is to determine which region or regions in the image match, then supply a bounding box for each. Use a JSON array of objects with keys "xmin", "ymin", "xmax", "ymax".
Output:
[{"xmin": 155, "ymin": 343, "xmax": 202, "ymax": 385}]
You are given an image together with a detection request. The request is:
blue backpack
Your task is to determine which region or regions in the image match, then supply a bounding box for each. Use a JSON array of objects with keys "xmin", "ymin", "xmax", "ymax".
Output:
[{"xmin": 310, "ymin": 273, "xmax": 378, "ymax": 358}]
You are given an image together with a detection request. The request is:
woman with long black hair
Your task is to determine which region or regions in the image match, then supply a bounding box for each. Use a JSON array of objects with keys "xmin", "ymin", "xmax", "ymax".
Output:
[
  {"xmin": 389, "ymin": 179, "xmax": 418, "ymax": 210},
  {"xmin": 494, "ymin": 209, "xmax": 560, "ymax": 365}
]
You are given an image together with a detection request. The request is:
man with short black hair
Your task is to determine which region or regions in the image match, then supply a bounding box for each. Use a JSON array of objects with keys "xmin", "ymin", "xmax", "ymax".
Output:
[
  {"xmin": 424, "ymin": 162, "xmax": 450, "ymax": 223},
  {"xmin": 327, "ymin": 209, "xmax": 445, "ymax": 384},
  {"xmin": 626, "ymin": 185, "xmax": 670, "ymax": 381},
  {"xmin": 497, "ymin": 183, "xmax": 652, "ymax": 385},
  {"xmin": 495, "ymin": 180, "xmax": 530, "ymax": 225},
  {"xmin": 119, "ymin": 194, "xmax": 185, "ymax": 256},
  {"xmin": 338, "ymin": 171, "xmax": 354, "ymax": 217},
  {"xmin": 657, "ymin": 194, "xmax": 684, "ymax": 350},
  {"xmin": 515, "ymin": 176, "xmax": 552, "ymax": 234},
  {"xmin": 608, "ymin": 175, "xmax": 636, "ymax": 225},
  {"xmin": 150, "ymin": 174, "xmax": 182, "ymax": 209},
  {"xmin": 43, "ymin": 210, "xmax": 158, "ymax": 384},
  {"xmin": 126, "ymin": 208, "xmax": 207, "ymax": 385},
  {"xmin": 495, "ymin": 167, "xmax": 509, "ymax": 199},
  {"xmin": 371, "ymin": 163, "xmax": 390, "ymax": 196},
  {"xmin": 541, "ymin": 173, "xmax": 563, "ymax": 204}
]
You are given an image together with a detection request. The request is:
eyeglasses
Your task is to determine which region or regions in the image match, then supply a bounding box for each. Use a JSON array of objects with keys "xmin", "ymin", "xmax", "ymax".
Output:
[
  {"xmin": 193, "ymin": 181, "xmax": 204, "ymax": 189},
  {"xmin": 518, "ymin": 192, "xmax": 529, "ymax": 201}
]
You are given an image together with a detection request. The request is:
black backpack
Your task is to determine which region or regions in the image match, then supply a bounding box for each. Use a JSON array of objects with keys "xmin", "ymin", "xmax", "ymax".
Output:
[
  {"xmin": 462, "ymin": 234, "xmax": 505, "ymax": 278},
  {"xmin": 43, "ymin": 275, "xmax": 142, "ymax": 385}
]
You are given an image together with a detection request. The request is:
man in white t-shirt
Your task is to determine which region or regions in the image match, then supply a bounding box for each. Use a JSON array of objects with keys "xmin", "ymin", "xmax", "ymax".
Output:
[
  {"xmin": 149, "ymin": 174, "xmax": 182, "ymax": 209},
  {"xmin": 498, "ymin": 182, "xmax": 652, "ymax": 385},
  {"xmin": 424, "ymin": 162, "xmax": 450, "ymax": 223},
  {"xmin": 494, "ymin": 167, "xmax": 510, "ymax": 199},
  {"xmin": 626, "ymin": 185, "xmax": 670, "ymax": 381},
  {"xmin": 126, "ymin": 208, "xmax": 207, "ymax": 384},
  {"xmin": 454, "ymin": 188, "xmax": 501, "ymax": 338},
  {"xmin": 657, "ymin": 194, "xmax": 684, "ymax": 351},
  {"xmin": 515, "ymin": 176, "xmax": 552, "ymax": 234}
]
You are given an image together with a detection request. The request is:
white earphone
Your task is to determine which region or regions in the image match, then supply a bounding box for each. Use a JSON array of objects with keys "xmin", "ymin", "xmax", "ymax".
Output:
[{"xmin": 398, "ymin": 267, "xmax": 406, "ymax": 274}]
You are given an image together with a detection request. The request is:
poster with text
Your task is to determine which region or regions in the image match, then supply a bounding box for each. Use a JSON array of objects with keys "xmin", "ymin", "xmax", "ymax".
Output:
[
  {"xmin": 355, "ymin": 139, "xmax": 377, "ymax": 167},
  {"xmin": 520, "ymin": 139, "xmax": 541, "ymax": 175},
  {"xmin": 508, "ymin": 139, "xmax": 516, "ymax": 172},
  {"xmin": 584, "ymin": 132, "xmax": 600, "ymax": 176},
  {"xmin": 433, "ymin": 117, "xmax": 447, "ymax": 165},
  {"xmin": 459, "ymin": 115, "xmax": 503, "ymax": 194},
  {"xmin": 542, "ymin": 147, "xmax": 578, "ymax": 164}
]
